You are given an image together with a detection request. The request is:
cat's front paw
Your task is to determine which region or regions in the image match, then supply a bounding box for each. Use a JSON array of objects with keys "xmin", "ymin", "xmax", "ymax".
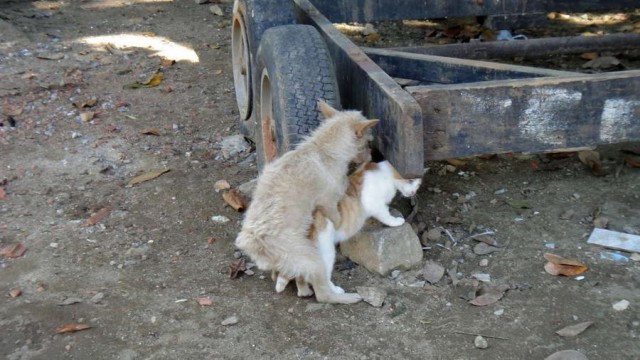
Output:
[
  {"xmin": 384, "ymin": 217, "xmax": 405, "ymax": 227},
  {"xmin": 275, "ymin": 276, "xmax": 290, "ymax": 293}
]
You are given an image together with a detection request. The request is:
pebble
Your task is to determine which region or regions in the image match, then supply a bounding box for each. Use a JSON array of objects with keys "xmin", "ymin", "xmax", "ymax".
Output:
[
  {"xmin": 474, "ymin": 335, "xmax": 488, "ymax": 349},
  {"xmin": 221, "ymin": 315, "xmax": 238, "ymax": 326},
  {"xmin": 211, "ymin": 215, "xmax": 230, "ymax": 223},
  {"xmin": 209, "ymin": 5, "xmax": 224, "ymax": 16},
  {"xmin": 423, "ymin": 228, "xmax": 441, "ymax": 242},
  {"xmin": 473, "ymin": 242, "xmax": 499, "ymax": 255},
  {"xmin": 49, "ymin": 242, "xmax": 59, "ymax": 248},
  {"xmin": 494, "ymin": 188, "xmax": 506, "ymax": 195},
  {"xmin": 471, "ymin": 273, "xmax": 491, "ymax": 283},
  {"xmin": 494, "ymin": 308, "xmax": 504, "ymax": 316},
  {"xmin": 362, "ymin": 23, "xmax": 377, "ymax": 36},
  {"xmin": 90, "ymin": 292, "xmax": 104, "ymax": 304},
  {"xmin": 544, "ymin": 350, "xmax": 589, "ymax": 360},
  {"xmin": 631, "ymin": 253, "xmax": 640, "ymax": 261},
  {"xmin": 479, "ymin": 259, "xmax": 489, "ymax": 267},
  {"xmin": 194, "ymin": 0, "xmax": 208, "ymax": 3},
  {"xmin": 613, "ymin": 299, "xmax": 630, "ymax": 311},
  {"xmin": 390, "ymin": 270, "xmax": 401, "ymax": 279}
]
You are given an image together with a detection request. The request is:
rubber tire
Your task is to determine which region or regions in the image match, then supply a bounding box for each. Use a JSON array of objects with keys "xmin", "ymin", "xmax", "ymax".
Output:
[
  {"xmin": 231, "ymin": 0, "xmax": 297, "ymax": 135},
  {"xmin": 254, "ymin": 24, "xmax": 341, "ymax": 169}
]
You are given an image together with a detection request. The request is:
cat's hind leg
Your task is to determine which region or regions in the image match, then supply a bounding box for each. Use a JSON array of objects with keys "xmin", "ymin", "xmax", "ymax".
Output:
[{"xmin": 316, "ymin": 220, "xmax": 344, "ymax": 294}]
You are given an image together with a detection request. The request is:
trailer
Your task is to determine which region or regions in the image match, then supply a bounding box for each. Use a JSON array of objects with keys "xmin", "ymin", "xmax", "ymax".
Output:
[{"xmin": 231, "ymin": 0, "xmax": 640, "ymax": 177}]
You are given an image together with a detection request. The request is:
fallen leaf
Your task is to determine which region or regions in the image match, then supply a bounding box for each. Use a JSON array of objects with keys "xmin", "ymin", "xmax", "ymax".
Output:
[
  {"xmin": 447, "ymin": 158, "xmax": 467, "ymax": 167},
  {"xmin": 72, "ymin": 98, "xmax": 98, "ymax": 109},
  {"xmin": 207, "ymin": 237, "xmax": 216, "ymax": 245},
  {"xmin": 0, "ymin": 243, "xmax": 27, "ymax": 258},
  {"xmin": 36, "ymin": 282, "xmax": 46, "ymax": 292},
  {"xmin": 125, "ymin": 71, "xmax": 163, "ymax": 89},
  {"xmin": 196, "ymin": 297, "xmax": 213, "ymax": 306},
  {"xmin": 57, "ymin": 297, "xmax": 83, "ymax": 306},
  {"xmin": 624, "ymin": 155, "xmax": 640, "ymax": 168},
  {"xmin": 79, "ymin": 111, "xmax": 95, "ymax": 122},
  {"xmin": 142, "ymin": 31, "xmax": 156, "ymax": 37},
  {"xmin": 214, "ymin": 69, "xmax": 223, "ymax": 75},
  {"xmin": 582, "ymin": 55, "xmax": 623, "ymax": 70},
  {"xmin": 160, "ymin": 59, "xmax": 175, "ymax": 67},
  {"xmin": 229, "ymin": 257, "xmax": 246, "ymax": 279},
  {"xmin": 10, "ymin": 289, "xmax": 21, "ymax": 298},
  {"xmin": 365, "ymin": 33, "xmax": 380, "ymax": 42},
  {"xmin": 422, "ymin": 260, "xmax": 445, "ymax": 284},
  {"xmin": 209, "ymin": 4, "xmax": 224, "ymax": 16},
  {"xmin": 2, "ymin": 101, "xmax": 23, "ymax": 116},
  {"xmin": 128, "ymin": 169, "xmax": 170, "ymax": 186},
  {"xmin": 543, "ymin": 253, "xmax": 585, "ymax": 267},
  {"xmin": 140, "ymin": 128, "xmax": 161, "ymax": 136},
  {"xmin": 471, "ymin": 235, "xmax": 500, "ymax": 247},
  {"xmin": 222, "ymin": 189, "xmax": 248, "ymax": 212},
  {"xmin": 469, "ymin": 287, "xmax": 506, "ymax": 306},
  {"xmin": 577, "ymin": 150, "xmax": 605, "ymax": 176},
  {"xmin": 544, "ymin": 262, "xmax": 587, "ymax": 276},
  {"xmin": 55, "ymin": 323, "xmax": 91, "ymax": 334},
  {"xmin": 0, "ymin": 187, "xmax": 6, "ymax": 199},
  {"xmin": 36, "ymin": 52, "xmax": 64, "ymax": 60},
  {"xmin": 506, "ymin": 199, "xmax": 531, "ymax": 209},
  {"xmin": 214, "ymin": 180, "xmax": 231, "ymax": 191},
  {"xmin": 85, "ymin": 207, "xmax": 112, "ymax": 226},
  {"xmin": 555, "ymin": 321, "xmax": 593, "ymax": 337},
  {"xmin": 580, "ymin": 52, "xmax": 599, "ymax": 60}
]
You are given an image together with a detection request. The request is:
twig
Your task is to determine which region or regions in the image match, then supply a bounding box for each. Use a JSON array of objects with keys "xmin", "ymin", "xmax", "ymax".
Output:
[
  {"xmin": 464, "ymin": 230, "xmax": 495, "ymax": 241},
  {"xmin": 453, "ymin": 330, "xmax": 510, "ymax": 340},
  {"xmin": 435, "ymin": 243, "xmax": 451, "ymax": 251},
  {"xmin": 441, "ymin": 228, "xmax": 457, "ymax": 246},
  {"xmin": 405, "ymin": 197, "xmax": 419, "ymax": 224}
]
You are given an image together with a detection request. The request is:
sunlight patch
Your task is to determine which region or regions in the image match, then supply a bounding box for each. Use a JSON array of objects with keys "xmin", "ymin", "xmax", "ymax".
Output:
[{"xmin": 78, "ymin": 33, "xmax": 199, "ymax": 63}]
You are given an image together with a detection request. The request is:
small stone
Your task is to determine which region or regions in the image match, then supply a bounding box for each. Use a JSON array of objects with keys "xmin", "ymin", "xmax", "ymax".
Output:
[
  {"xmin": 613, "ymin": 299, "xmax": 630, "ymax": 311},
  {"xmin": 356, "ymin": 286, "xmax": 387, "ymax": 307},
  {"xmin": 631, "ymin": 253, "xmax": 640, "ymax": 261},
  {"xmin": 361, "ymin": 23, "xmax": 377, "ymax": 36},
  {"xmin": 305, "ymin": 303, "xmax": 329, "ymax": 312},
  {"xmin": 238, "ymin": 178, "xmax": 257, "ymax": 198},
  {"xmin": 49, "ymin": 242, "xmax": 59, "ymax": 248},
  {"xmin": 560, "ymin": 209, "xmax": 575, "ymax": 220},
  {"xmin": 471, "ymin": 273, "xmax": 491, "ymax": 283},
  {"xmin": 422, "ymin": 260, "xmax": 445, "ymax": 284},
  {"xmin": 209, "ymin": 5, "xmax": 224, "ymax": 16},
  {"xmin": 90, "ymin": 292, "xmax": 104, "ymax": 304},
  {"xmin": 423, "ymin": 228, "xmax": 441, "ymax": 243},
  {"xmin": 544, "ymin": 350, "xmax": 589, "ymax": 360},
  {"xmin": 390, "ymin": 270, "xmax": 401, "ymax": 279},
  {"xmin": 214, "ymin": 180, "xmax": 230, "ymax": 191},
  {"xmin": 444, "ymin": 164, "xmax": 456, "ymax": 173},
  {"xmin": 195, "ymin": 0, "xmax": 208, "ymax": 3},
  {"xmin": 479, "ymin": 258, "xmax": 489, "ymax": 267},
  {"xmin": 494, "ymin": 188, "xmax": 506, "ymax": 195},
  {"xmin": 10, "ymin": 288, "xmax": 22, "ymax": 298},
  {"xmin": 474, "ymin": 335, "xmax": 488, "ymax": 349},
  {"xmin": 211, "ymin": 215, "xmax": 230, "ymax": 223},
  {"xmin": 221, "ymin": 315, "xmax": 238, "ymax": 326},
  {"xmin": 494, "ymin": 308, "xmax": 504, "ymax": 316},
  {"xmin": 473, "ymin": 242, "xmax": 499, "ymax": 255}
]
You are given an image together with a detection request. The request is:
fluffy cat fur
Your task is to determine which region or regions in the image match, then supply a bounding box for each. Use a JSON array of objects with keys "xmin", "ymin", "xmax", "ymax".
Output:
[
  {"xmin": 235, "ymin": 100, "xmax": 378, "ymax": 304},
  {"xmin": 274, "ymin": 160, "xmax": 422, "ymax": 296}
]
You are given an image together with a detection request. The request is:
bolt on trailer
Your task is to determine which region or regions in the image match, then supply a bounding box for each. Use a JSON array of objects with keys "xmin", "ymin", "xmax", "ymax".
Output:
[{"xmin": 231, "ymin": 0, "xmax": 640, "ymax": 177}]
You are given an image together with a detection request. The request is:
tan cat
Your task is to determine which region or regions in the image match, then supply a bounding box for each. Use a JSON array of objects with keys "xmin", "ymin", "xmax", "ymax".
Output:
[
  {"xmin": 235, "ymin": 100, "xmax": 378, "ymax": 304},
  {"xmin": 274, "ymin": 160, "xmax": 422, "ymax": 296}
]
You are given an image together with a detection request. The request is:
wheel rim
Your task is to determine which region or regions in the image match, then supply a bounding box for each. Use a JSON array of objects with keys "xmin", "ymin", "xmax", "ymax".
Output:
[
  {"xmin": 260, "ymin": 69, "xmax": 277, "ymax": 163},
  {"xmin": 231, "ymin": 11, "xmax": 251, "ymax": 120}
]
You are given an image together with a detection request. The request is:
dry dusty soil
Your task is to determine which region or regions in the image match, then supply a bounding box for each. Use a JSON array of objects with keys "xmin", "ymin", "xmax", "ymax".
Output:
[{"xmin": 1, "ymin": 1, "xmax": 640, "ymax": 359}]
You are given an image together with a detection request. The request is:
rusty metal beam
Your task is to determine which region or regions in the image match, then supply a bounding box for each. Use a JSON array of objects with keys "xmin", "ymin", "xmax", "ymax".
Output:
[
  {"xmin": 294, "ymin": 0, "xmax": 425, "ymax": 177},
  {"xmin": 409, "ymin": 70, "xmax": 640, "ymax": 160}
]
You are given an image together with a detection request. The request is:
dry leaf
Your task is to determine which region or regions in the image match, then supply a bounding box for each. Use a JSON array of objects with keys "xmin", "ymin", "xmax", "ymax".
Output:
[
  {"xmin": 140, "ymin": 128, "xmax": 160, "ymax": 136},
  {"xmin": 0, "ymin": 243, "xmax": 27, "ymax": 258},
  {"xmin": 85, "ymin": 207, "xmax": 112, "ymax": 226},
  {"xmin": 471, "ymin": 235, "xmax": 500, "ymax": 247},
  {"xmin": 580, "ymin": 52, "xmax": 599, "ymax": 60},
  {"xmin": 214, "ymin": 69, "xmax": 223, "ymax": 75},
  {"xmin": 80, "ymin": 111, "xmax": 95, "ymax": 122},
  {"xmin": 229, "ymin": 257, "xmax": 246, "ymax": 279},
  {"xmin": 624, "ymin": 155, "xmax": 640, "ymax": 168},
  {"xmin": 544, "ymin": 262, "xmax": 587, "ymax": 276},
  {"xmin": 10, "ymin": 288, "xmax": 22, "ymax": 298},
  {"xmin": 222, "ymin": 189, "xmax": 248, "ymax": 212},
  {"xmin": 577, "ymin": 150, "xmax": 605, "ymax": 176},
  {"xmin": 160, "ymin": 59, "xmax": 175, "ymax": 67},
  {"xmin": 214, "ymin": 180, "xmax": 231, "ymax": 191},
  {"xmin": 0, "ymin": 187, "xmax": 6, "ymax": 200},
  {"xmin": 207, "ymin": 237, "xmax": 216, "ymax": 245},
  {"xmin": 447, "ymin": 158, "xmax": 467, "ymax": 167},
  {"xmin": 128, "ymin": 169, "xmax": 170, "ymax": 186},
  {"xmin": 196, "ymin": 297, "xmax": 213, "ymax": 306},
  {"xmin": 125, "ymin": 71, "xmax": 163, "ymax": 89},
  {"xmin": 55, "ymin": 323, "xmax": 91, "ymax": 334},
  {"xmin": 469, "ymin": 287, "xmax": 506, "ymax": 306},
  {"xmin": 555, "ymin": 321, "xmax": 593, "ymax": 337},
  {"xmin": 142, "ymin": 31, "xmax": 156, "ymax": 37},
  {"xmin": 72, "ymin": 98, "xmax": 98, "ymax": 109},
  {"xmin": 365, "ymin": 33, "xmax": 380, "ymax": 42},
  {"xmin": 544, "ymin": 253, "xmax": 585, "ymax": 267}
]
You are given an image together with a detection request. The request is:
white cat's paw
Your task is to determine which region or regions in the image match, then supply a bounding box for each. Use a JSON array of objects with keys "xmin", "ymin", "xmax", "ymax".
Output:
[
  {"xmin": 330, "ymin": 283, "xmax": 345, "ymax": 294},
  {"xmin": 297, "ymin": 285, "xmax": 314, "ymax": 298},
  {"xmin": 275, "ymin": 276, "xmax": 289, "ymax": 293},
  {"xmin": 384, "ymin": 217, "xmax": 405, "ymax": 227}
]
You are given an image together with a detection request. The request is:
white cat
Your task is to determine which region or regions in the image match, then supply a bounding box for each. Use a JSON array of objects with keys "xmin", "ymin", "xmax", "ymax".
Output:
[{"xmin": 275, "ymin": 160, "xmax": 422, "ymax": 296}]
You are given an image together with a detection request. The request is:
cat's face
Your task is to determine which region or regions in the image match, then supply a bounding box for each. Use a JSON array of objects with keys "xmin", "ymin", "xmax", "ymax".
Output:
[{"xmin": 398, "ymin": 178, "xmax": 422, "ymax": 197}]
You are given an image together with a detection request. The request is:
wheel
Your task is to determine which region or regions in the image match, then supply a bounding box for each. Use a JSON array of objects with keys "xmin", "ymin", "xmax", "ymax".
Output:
[
  {"xmin": 254, "ymin": 24, "xmax": 341, "ymax": 169},
  {"xmin": 231, "ymin": 0, "xmax": 296, "ymax": 133}
]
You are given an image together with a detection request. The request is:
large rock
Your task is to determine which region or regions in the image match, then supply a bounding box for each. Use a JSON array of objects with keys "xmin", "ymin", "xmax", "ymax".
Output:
[{"xmin": 340, "ymin": 220, "xmax": 423, "ymax": 276}]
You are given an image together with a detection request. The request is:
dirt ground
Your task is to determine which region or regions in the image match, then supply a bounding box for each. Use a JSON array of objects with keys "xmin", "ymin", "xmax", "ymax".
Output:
[{"xmin": 1, "ymin": 1, "xmax": 640, "ymax": 359}]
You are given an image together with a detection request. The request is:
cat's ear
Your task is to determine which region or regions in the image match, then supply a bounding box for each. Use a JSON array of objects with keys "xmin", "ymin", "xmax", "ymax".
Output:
[
  {"xmin": 318, "ymin": 100, "xmax": 338, "ymax": 119},
  {"xmin": 354, "ymin": 119, "xmax": 379, "ymax": 138}
]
